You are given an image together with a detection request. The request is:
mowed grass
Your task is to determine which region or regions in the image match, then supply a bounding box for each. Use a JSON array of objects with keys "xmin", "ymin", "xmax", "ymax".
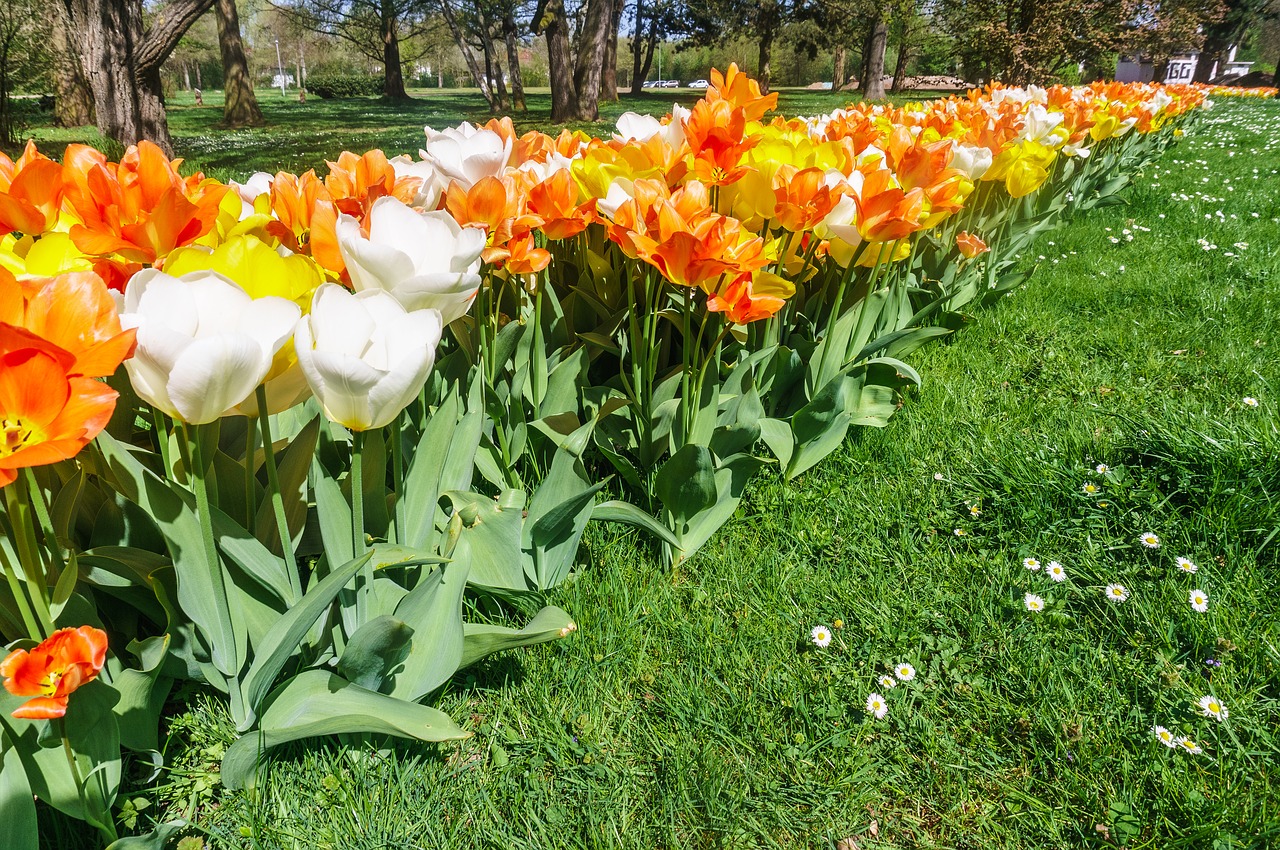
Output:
[
  {"xmin": 22, "ymin": 86, "xmax": 913, "ymax": 180},
  {"xmin": 87, "ymin": 98, "xmax": 1280, "ymax": 850}
]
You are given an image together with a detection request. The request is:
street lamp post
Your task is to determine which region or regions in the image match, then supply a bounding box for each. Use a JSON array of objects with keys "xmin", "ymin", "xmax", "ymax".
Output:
[{"xmin": 275, "ymin": 38, "xmax": 287, "ymax": 97}]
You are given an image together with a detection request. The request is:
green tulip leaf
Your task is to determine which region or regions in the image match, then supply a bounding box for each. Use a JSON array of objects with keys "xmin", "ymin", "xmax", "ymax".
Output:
[{"xmin": 221, "ymin": 670, "xmax": 469, "ymax": 790}]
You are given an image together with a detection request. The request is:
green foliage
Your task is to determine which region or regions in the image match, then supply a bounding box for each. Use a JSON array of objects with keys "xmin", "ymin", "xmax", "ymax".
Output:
[
  {"xmin": 304, "ymin": 74, "xmax": 385, "ymax": 99},
  {"xmin": 148, "ymin": 96, "xmax": 1280, "ymax": 849}
]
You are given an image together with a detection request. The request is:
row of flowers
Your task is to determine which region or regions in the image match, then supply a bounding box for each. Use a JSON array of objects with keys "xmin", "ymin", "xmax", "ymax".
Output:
[{"xmin": 1, "ymin": 69, "xmax": 1209, "ymax": 847}]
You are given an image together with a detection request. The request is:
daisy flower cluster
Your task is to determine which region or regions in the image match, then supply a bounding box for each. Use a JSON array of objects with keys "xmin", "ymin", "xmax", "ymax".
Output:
[{"xmin": 807, "ymin": 625, "xmax": 920, "ymax": 722}]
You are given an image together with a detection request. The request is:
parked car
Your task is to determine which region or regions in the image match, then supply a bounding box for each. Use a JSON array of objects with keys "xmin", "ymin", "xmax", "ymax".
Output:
[
  {"xmin": 659, "ymin": 79, "xmax": 680, "ymax": 88},
  {"xmin": 687, "ymin": 79, "xmax": 710, "ymax": 89}
]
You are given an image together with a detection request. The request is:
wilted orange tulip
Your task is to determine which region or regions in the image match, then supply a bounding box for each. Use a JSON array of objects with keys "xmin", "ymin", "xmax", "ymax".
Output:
[
  {"xmin": 0, "ymin": 325, "xmax": 118, "ymax": 487},
  {"xmin": 956, "ymin": 231, "xmax": 989, "ymax": 259},
  {"xmin": 1, "ymin": 626, "xmax": 108, "ymax": 719}
]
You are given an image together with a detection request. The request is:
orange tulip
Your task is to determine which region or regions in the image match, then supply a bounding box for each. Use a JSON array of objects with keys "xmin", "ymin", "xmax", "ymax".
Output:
[
  {"xmin": 1, "ymin": 626, "xmax": 108, "ymax": 719},
  {"xmin": 707, "ymin": 64, "xmax": 778, "ymax": 122},
  {"xmin": 0, "ymin": 143, "xmax": 64, "ymax": 237},
  {"xmin": 0, "ymin": 325, "xmax": 118, "ymax": 488},
  {"xmin": 684, "ymin": 99, "xmax": 757, "ymax": 186},
  {"xmin": 526, "ymin": 169, "xmax": 596, "ymax": 241},
  {"xmin": 706, "ymin": 270, "xmax": 792, "ymax": 324},
  {"xmin": 60, "ymin": 142, "xmax": 228, "ymax": 286},
  {"xmin": 0, "ymin": 270, "xmax": 136, "ymax": 378},
  {"xmin": 956, "ymin": 231, "xmax": 989, "ymax": 259}
]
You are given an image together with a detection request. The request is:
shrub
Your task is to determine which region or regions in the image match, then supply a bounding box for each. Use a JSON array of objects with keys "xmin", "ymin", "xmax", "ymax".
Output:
[{"xmin": 307, "ymin": 74, "xmax": 385, "ymax": 99}]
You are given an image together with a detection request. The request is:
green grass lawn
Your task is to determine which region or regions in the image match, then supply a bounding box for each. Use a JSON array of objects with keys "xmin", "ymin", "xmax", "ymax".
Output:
[
  {"xmin": 45, "ymin": 98, "xmax": 1280, "ymax": 849},
  {"xmin": 22, "ymin": 86, "xmax": 942, "ymax": 180}
]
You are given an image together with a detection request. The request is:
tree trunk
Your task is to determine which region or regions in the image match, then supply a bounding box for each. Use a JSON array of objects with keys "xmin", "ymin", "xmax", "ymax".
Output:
[
  {"xmin": 537, "ymin": 0, "xmax": 577, "ymax": 122},
  {"xmin": 52, "ymin": 7, "xmax": 95, "ymax": 127},
  {"xmin": 832, "ymin": 43, "xmax": 846, "ymax": 89},
  {"xmin": 482, "ymin": 30, "xmax": 508, "ymax": 112},
  {"xmin": 860, "ymin": 13, "xmax": 887, "ymax": 100},
  {"xmin": 216, "ymin": 0, "xmax": 264, "ymax": 127},
  {"xmin": 630, "ymin": 1, "xmax": 657, "ymax": 95},
  {"xmin": 757, "ymin": 25, "xmax": 774, "ymax": 94},
  {"xmin": 570, "ymin": 0, "xmax": 611, "ymax": 120},
  {"xmin": 61, "ymin": 0, "xmax": 215, "ymax": 155},
  {"xmin": 600, "ymin": 0, "xmax": 624, "ymax": 100},
  {"xmin": 1192, "ymin": 38, "xmax": 1226, "ymax": 83},
  {"xmin": 503, "ymin": 13, "xmax": 526, "ymax": 110},
  {"xmin": 381, "ymin": 0, "xmax": 408, "ymax": 99},
  {"xmin": 890, "ymin": 22, "xmax": 911, "ymax": 94},
  {"xmin": 442, "ymin": 0, "xmax": 494, "ymax": 107}
]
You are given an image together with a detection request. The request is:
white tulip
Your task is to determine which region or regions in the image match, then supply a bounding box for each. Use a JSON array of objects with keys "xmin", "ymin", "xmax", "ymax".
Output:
[
  {"xmin": 1019, "ymin": 105, "xmax": 1064, "ymax": 142},
  {"xmin": 950, "ymin": 143, "xmax": 993, "ymax": 181},
  {"xmin": 419, "ymin": 122, "xmax": 511, "ymax": 189},
  {"xmin": 388, "ymin": 155, "xmax": 443, "ymax": 210},
  {"xmin": 229, "ymin": 172, "xmax": 274, "ymax": 220},
  {"xmin": 120, "ymin": 269, "xmax": 301, "ymax": 424},
  {"xmin": 294, "ymin": 284, "xmax": 443, "ymax": 431},
  {"xmin": 336, "ymin": 196, "xmax": 485, "ymax": 325}
]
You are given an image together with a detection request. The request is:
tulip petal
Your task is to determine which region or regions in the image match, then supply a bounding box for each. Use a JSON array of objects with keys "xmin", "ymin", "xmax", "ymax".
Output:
[
  {"xmin": 167, "ymin": 334, "xmax": 270, "ymax": 424},
  {"xmin": 12, "ymin": 695, "xmax": 69, "ymax": 719}
]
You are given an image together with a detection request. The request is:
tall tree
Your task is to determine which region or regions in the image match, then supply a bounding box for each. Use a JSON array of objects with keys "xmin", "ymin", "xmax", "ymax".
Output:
[
  {"xmin": 0, "ymin": 0, "xmax": 48, "ymax": 145},
  {"xmin": 502, "ymin": 9, "xmax": 526, "ymax": 109},
  {"xmin": 280, "ymin": 0, "xmax": 432, "ymax": 99},
  {"xmin": 52, "ymin": 5, "xmax": 95, "ymax": 127},
  {"xmin": 1191, "ymin": 0, "xmax": 1275, "ymax": 81},
  {"xmin": 683, "ymin": 0, "xmax": 804, "ymax": 93},
  {"xmin": 859, "ymin": 10, "xmax": 887, "ymax": 98},
  {"xmin": 600, "ymin": 0, "xmax": 625, "ymax": 99},
  {"xmin": 59, "ymin": 0, "xmax": 216, "ymax": 154},
  {"xmin": 533, "ymin": 0, "xmax": 614, "ymax": 120},
  {"xmin": 217, "ymin": 0, "xmax": 265, "ymax": 126}
]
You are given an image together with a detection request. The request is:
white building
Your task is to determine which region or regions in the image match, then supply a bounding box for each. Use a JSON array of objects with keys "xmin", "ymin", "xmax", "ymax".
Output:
[{"xmin": 1116, "ymin": 45, "xmax": 1252, "ymax": 84}]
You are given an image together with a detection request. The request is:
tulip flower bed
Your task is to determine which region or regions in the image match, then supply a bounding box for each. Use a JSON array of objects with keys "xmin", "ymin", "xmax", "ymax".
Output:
[{"xmin": 0, "ymin": 69, "xmax": 1224, "ymax": 847}]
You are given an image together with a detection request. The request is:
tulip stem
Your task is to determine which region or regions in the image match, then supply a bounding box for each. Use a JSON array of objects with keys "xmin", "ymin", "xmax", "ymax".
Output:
[
  {"xmin": 351, "ymin": 430, "xmax": 368, "ymax": 625},
  {"xmin": 59, "ymin": 720, "xmax": 118, "ymax": 843},
  {"xmin": 151, "ymin": 407, "xmax": 174, "ymax": 480},
  {"xmin": 256, "ymin": 386, "xmax": 300, "ymax": 601},
  {"xmin": 0, "ymin": 540, "xmax": 43, "ymax": 640},
  {"xmin": 3, "ymin": 478, "xmax": 55, "ymax": 636},
  {"xmin": 22, "ymin": 469, "xmax": 68, "ymax": 594},
  {"xmin": 389, "ymin": 423, "xmax": 404, "ymax": 546},
  {"xmin": 183, "ymin": 422, "xmax": 239, "ymax": 681},
  {"xmin": 244, "ymin": 414, "xmax": 258, "ymax": 530}
]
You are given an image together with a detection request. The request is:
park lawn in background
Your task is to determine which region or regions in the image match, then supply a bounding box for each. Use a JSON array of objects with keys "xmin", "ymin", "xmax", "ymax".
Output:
[
  {"xmin": 72, "ymin": 98, "xmax": 1280, "ymax": 849},
  {"xmin": 23, "ymin": 87, "xmax": 941, "ymax": 180}
]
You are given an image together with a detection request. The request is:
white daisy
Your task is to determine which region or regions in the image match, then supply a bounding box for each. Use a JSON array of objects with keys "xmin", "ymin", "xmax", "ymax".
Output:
[
  {"xmin": 1105, "ymin": 584, "xmax": 1130, "ymax": 603},
  {"xmin": 865, "ymin": 692, "xmax": 888, "ymax": 719},
  {"xmin": 1138, "ymin": 532, "xmax": 1160, "ymax": 549},
  {"xmin": 1082, "ymin": 482, "xmax": 1101, "ymax": 495},
  {"xmin": 1176, "ymin": 556, "xmax": 1198, "ymax": 574},
  {"xmin": 811, "ymin": 625, "xmax": 832, "ymax": 648},
  {"xmin": 1174, "ymin": 737, "xmax": 1203, "ymax": 755},
  {"xmin": 1095, "ymin": 463, "xmax": 1110, "ymax": 474},
  {"xmin": 894, "ymin": 663, "xmax": 916, "ymax": 682},
  {"xmin": 1152, "ymin": 725, "xmax": 1176, "ymax": 748},
  {"xmin": 1196, "ymin": 695, "xmax": 1227, "ymax": 721},
  {"xmin": 1189, "ymin": 589, "xmax": 1209, "ymax": 613},
  {"xmin": 1024, "ymin": 593, "xmax": 1045, "ymax": 612},
  {"xmin": 953, "ymin": 528, "xmax": 966, "ymax": 537},
  {"xmin": 1046, "ymin": 561, "xmax": 1067, "ymax": 582},
  {"xmin": 878, "ymin": 674, "xmax": 897, "ymax": 689},
  {"xmin": 969, "ymin": 504, "xmax": 982, "ymax": 517},
  {"xmin": 1023, "ymin": 557, "xmax": 1041, "ymax": 571},
  {"xmin": 1242, "ymin": 396, "xmax": 1259, "ymax": 408},
  {"xmin": 933, "ymin": 472, "xmax": 945, "ymax": 481}
]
